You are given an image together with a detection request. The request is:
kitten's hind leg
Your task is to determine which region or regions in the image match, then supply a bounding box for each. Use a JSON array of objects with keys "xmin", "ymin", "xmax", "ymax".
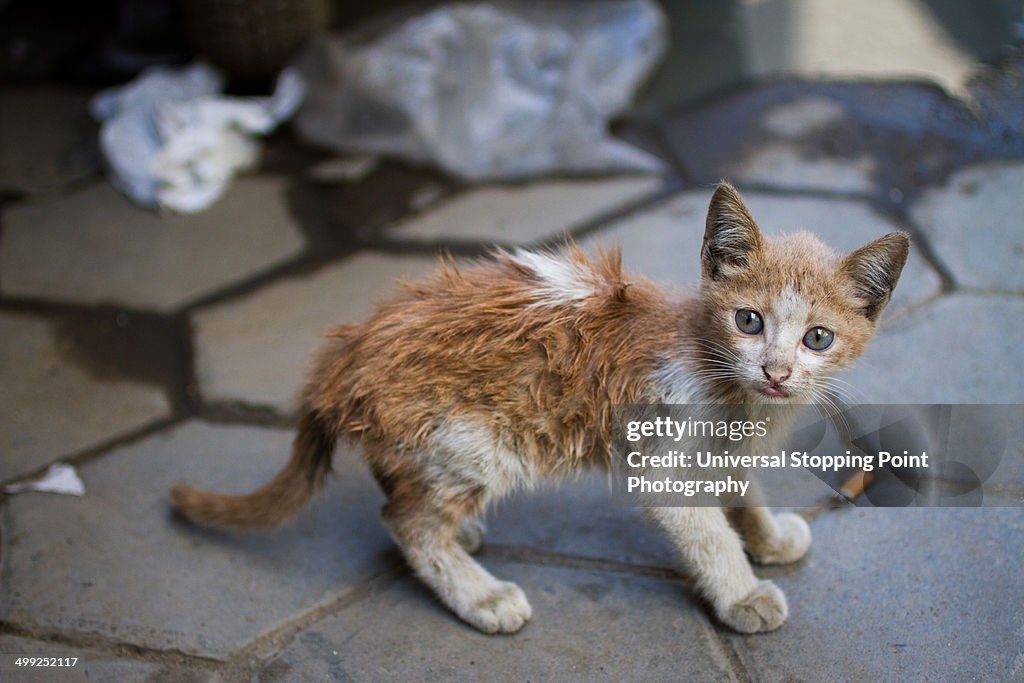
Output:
[
  {"xmin": 648, "ymin": 506, "xmax": 788, "ymax": 634},
  {"xmin": 382, "ymin": 490, "xmax": 529, "ymax": 634},
  {"xmin": 457, "ymin": 517, "xmax": 486, "ymax": 554},
  {"xmin": 727, "ymin": 479, "xmax": 811, "ymax": 565}
]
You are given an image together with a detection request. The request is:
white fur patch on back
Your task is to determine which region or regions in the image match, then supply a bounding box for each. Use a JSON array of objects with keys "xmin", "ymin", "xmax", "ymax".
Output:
[{"xmin": 509, "ymin": 250, "xmax": 595, "ymax": 307}]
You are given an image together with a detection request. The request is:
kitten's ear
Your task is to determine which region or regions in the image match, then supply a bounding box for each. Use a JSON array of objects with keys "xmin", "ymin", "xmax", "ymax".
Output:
[
  {"xmin": 840, "ymin": 232, "xmax": 910, "ymax": 321},
  {"xmin": 702, "ymin": 182, "xmax": 763, "ymax": 281}
]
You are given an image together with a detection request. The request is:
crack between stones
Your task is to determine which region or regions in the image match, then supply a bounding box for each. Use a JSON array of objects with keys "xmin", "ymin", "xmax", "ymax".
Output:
[
  {"xmin": 351, "ymin": 176, "xmax": 681, "ymax": 258},
  {"xmin": 196, "ymin": 401, "xmax": 295, "ymax": 428},
  {"xmin": 885, "ymin": 282, "xmax": 1023, "ymax": 320},
  {"xmin": 217, "ymin": 565, "xmax": 408, "ymax": 682},
  {"xmin": 731, "ymin": 182, "xmax": 877, "ymax": 203},
  {"xmin": 157, "ymin": 175, "xmax": 677, "ymax": 324},
  {"xmin": 649, "ymin": 120, "xmax": 698, "ymax": 185},
  {"xmin": 480, "ymin": 543, "xmax": 764, "ymax": 682},
  {"xmin": 876, "ymin": 290, "xmax": 947, "ymax": 327},
  {"xmin": 0, "ymin": 619, "xmax": 225, "ymax": 671},
  {"xmin": 0, "ymin": 497, "xmax": 845, "ymax": 680},
  {"xmin": 0, "ymin": 415, "xmax": 184, "ymax": 489},
  {"xmin": 871, "ymin": 200, "xmax": 958, "ymax": 293},
  {"xmin": 0, "ymin": 566, "xmax": 409, "ymax": 682},
  {"xmin": 555, "ymin": 178, "xmax": 684, "ymax": 247},
  {"xmin": 480, "ymin": 543, "xmax": 689, "ymax": 584},
  {"xmin": 710, "ymin": 631, "xmax": 756, "ymax": 683},
  {"xmin": 958, "ymin": 285, "xmax": 1024, "ymax": 298},
  {"xmin": 181, "ymin": 250, "xmax": 354, "ymax": 313}
]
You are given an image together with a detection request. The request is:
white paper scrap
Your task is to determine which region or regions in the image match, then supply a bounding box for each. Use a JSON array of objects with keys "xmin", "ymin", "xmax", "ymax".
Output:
[{"xmin": 2, "ymin": 463, "xmax": 86, "ymax": 496}]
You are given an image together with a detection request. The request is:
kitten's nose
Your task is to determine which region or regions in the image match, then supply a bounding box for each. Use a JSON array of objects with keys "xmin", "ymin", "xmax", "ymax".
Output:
[{"xmin": 762, "ymin": 365, "xmax": 791, "ymax": 384}]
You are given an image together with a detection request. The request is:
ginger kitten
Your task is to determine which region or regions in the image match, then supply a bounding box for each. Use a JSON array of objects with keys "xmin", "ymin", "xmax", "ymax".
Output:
[{"xmin": 171, "ymin": 183, "xmax": 908, "ymax": 634}]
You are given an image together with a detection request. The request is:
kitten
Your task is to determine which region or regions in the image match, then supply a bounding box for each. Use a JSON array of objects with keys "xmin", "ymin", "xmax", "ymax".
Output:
[{"xmin": 170, "ymin": 183, "xmax": 908, "ymax": 634}]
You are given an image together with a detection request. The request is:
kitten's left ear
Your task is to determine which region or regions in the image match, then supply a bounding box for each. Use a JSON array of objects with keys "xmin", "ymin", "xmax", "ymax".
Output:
[
  {"xmin": 840, "ymin": 232, "xmax": 910, "ymax": 321},
  {"xmin": 702, "ymin": 182, "xmax": 763, "ymax": 281}
]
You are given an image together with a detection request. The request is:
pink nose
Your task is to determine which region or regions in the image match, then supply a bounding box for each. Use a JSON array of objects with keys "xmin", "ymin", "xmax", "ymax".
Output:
[{"xmin": 762, "ymin": 365, "xmax": 791, "ymax": 384}]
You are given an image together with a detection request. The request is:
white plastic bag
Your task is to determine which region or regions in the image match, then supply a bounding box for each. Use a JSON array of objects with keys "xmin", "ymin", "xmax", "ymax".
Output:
[{"xmin": 293, "ymin": 0, "xmax": 667, "ymax": 181}]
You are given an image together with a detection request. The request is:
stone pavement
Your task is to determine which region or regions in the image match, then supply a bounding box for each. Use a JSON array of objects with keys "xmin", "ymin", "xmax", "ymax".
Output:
[{"xmin": 3, "ymin": 21, "xmax": 1024, "ymax": 683}]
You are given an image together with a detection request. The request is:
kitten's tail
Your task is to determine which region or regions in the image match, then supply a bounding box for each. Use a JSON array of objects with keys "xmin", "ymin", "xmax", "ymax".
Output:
[{"xmin": 169, "ymin": 410, "xmax": 336, "ymax": 528}]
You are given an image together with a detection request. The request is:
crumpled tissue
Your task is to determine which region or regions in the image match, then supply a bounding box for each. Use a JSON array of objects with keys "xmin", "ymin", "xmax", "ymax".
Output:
[{"xmin": 91, "ymin": 63, "xmax": 305, "ymax": 213}]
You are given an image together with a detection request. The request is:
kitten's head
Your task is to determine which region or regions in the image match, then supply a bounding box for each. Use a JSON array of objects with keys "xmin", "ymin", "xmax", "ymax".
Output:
[{"xmin": 697, "ymin": 183, "xmax": 908, "ymax": 404}]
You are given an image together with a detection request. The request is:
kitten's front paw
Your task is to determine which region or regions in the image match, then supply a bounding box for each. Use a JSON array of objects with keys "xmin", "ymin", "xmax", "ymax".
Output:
[
  {"xmin": 459, "ymin": 581, "xmax": 532, "ymax": 634},
  {"xmin": 720, "ymin": 580, "xmax": 788, "ymax": 633},
  {"xmin": 752, "ymin": 512, "xmax": 811, "ymax": 565}
]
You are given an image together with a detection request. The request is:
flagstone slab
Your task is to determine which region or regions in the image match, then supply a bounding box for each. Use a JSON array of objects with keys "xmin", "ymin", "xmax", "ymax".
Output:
[
  {"xmin": 256, "ymin": 562, "xmax": 736, "ymax": 682},
  {"xmin": 0, "ymin": 177, "xmax": 306, "ymax": 312},
  {"xmin": 0, "ymin": 420, "xmax": 393, "ymax": 659},
  {"xmin": 725, "ymin": 507, "xmax": 1024, "ymax": 682},
  {"xmin": 390, "ymin": 176, "xmax": 663, "ymax": 244},
  {"xmin": 192, "ymin": 253, "xmax": 438, "ymax": 413},
  {"xmin": 910, "ymin": 161, "xmax": 1024, "ymax": 293},
  {"xmin": 0, "ymin": 311, "xmax": 170, "ymax": 481},
  {"xmin": 842, "ymin": 294, "xmax": 1024, "ymax": 404},
  {"xmin": 0, "ymin": 635, "xmax": 219, "ymax": 683},
  {"xmin": 0, "ymin": 86, "xmax": 99, "ymax": 196}
]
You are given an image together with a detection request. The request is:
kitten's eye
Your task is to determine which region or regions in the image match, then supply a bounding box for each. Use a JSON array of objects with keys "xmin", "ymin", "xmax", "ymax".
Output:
[
  {"xmin": 803, "ymin": 327, "xmax": 834, "ymax": 350},
  {"xmin": 735, "ymin": 309, "xmax": 764, "ymax": 335}
]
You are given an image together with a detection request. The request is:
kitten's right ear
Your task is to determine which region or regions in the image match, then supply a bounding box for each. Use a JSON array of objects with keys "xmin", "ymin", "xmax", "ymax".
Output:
[{"xmin": 702, "ymin": 182, "xmax": 763, "ymax": 281}]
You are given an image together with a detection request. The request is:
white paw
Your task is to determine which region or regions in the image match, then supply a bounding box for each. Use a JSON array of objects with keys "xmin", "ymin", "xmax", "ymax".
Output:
[
  {"xmin": 720, "ymin": 580, "xmax": 788, "ymax": 634},
  {"xmin": 752, "ymin": 512, "xmax": 811, "ymax": 565},
  {"xmin": 458, "ymin": 581, "xmax": 532, "ymax": 634},
  {"xmin": 457, "ymin": 518, "xmax": 486, "ymax": 554}
]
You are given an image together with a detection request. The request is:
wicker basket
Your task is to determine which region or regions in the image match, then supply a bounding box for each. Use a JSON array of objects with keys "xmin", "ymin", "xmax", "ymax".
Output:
[{"xmin": 186, "ymin": 0, "xmax": 331, "ymax": 80}]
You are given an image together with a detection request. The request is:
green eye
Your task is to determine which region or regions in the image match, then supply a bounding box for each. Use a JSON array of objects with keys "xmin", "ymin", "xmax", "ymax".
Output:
[
  {"xmin": 803, "ymin": 327, "xmax": 834, "ymax": 350},
  {"xmin": 735, "ymin": 309, "xmax": 764, "ymax": 335}
]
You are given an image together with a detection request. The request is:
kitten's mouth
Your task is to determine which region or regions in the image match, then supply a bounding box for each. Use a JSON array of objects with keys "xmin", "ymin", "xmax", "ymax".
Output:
[{"xmin": 758, "ymin": 385, "xmax": 789, "ymax": 399}]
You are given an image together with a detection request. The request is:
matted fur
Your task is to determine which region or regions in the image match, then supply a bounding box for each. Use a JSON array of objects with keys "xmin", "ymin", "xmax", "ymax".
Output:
[{"xmin": 170, "ymin": 183, "xmax": 908, "ymax": 635}]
